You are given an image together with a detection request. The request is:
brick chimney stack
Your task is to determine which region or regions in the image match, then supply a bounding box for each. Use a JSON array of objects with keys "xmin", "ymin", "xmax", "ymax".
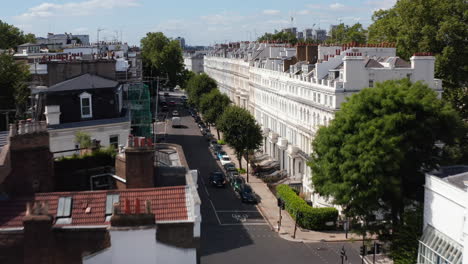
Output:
[
  {"xmin": 115, "ymin": 135, "xmax": 155, "ymax": 189},
  {"xmin": 3, "ymin": 120, "xmax": 54, "ymax": 195},
  {"xmin": 23, "ymin": 202, "xmax": 55, "ymax": 264},
  {"xmin": 110, "ymin": 199, "xmax": 155, "ymax": 227}
]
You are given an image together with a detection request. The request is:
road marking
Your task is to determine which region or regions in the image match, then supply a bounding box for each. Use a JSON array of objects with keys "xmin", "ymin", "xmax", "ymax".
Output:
[
  {"xmin": 219, "ymin": 223, "xmax": 269, "ymax": 226},
  {"xmin": 208, "ymin": 198, "xmax": 222, "ymax": 225},
  {"xmin": 216, "ymin": 210, "xmax": 259, "ymax": 213}
]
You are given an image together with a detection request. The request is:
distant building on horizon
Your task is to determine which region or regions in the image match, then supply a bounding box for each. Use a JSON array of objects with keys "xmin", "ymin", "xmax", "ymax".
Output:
[{"xmin": 175, "ymin": 37, "xmax": 186, "ymax": 50}]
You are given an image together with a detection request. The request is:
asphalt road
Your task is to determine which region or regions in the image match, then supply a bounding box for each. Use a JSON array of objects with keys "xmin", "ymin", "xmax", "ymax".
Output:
[{"xmin": 160, "ymin": 93, "xmax": 363, "ymax": 264}]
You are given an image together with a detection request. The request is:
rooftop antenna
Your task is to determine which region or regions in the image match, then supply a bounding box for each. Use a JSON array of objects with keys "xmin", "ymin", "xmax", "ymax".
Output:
[{"xmin": 97, "ymin": 28, "xmax": 105, "ymax": 54}]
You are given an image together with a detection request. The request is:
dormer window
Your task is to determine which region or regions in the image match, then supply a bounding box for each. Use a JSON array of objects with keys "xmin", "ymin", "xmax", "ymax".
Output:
[{"xmin": 79, "ymin": 92, "xmax": 93, "ymax": 118}]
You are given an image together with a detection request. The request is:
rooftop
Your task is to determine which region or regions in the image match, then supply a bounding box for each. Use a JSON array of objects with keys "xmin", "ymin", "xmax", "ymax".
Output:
[
  {"xmin": 430, "ymin": 166, "xmax": 468, "ymax": 190},
  {"xmin": 0, "ymin": 186, "xmax": 190, "ymax": 229},
  {"xmin": 45, "ymin": 73, "xmax": 118, "ymax": 93}
]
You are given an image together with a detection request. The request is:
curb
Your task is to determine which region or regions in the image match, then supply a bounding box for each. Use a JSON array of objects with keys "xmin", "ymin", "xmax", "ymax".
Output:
[{"xmin": 255, "ymin": 203, "xmax": 275, "ymax": 232}]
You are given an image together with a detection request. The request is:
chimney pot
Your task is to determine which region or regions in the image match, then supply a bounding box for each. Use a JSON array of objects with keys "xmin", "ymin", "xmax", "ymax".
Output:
[
  {"xmin": 135, "ymin": 198, "xmax": 140, "ymax": 214},
  {"xmin": 124, "ymin": 199, "xmax": 130, "ymax": 214}
]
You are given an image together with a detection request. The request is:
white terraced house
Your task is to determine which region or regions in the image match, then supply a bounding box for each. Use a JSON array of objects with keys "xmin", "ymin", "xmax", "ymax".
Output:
[{"xmin": 204, "ymin": 41, "xmax": 442, "ymax": 209}]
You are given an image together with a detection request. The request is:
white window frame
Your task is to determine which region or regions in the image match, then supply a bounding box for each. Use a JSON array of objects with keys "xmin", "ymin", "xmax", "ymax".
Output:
[{"xmin": 79, "ymin": 92, "xmax": 93, "ymax": 118}]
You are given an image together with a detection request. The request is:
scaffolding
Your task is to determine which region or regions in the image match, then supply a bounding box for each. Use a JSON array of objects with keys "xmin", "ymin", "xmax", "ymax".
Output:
[{"xmin": 128, "ymin": 83, "xmax": 152, "ymax": 138}]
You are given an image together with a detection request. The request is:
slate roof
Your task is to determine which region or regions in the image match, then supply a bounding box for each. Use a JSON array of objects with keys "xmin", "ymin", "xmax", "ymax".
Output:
[
  {"xmin": 0, "ymin": 186, "xmax": 189, "ymax": 228},
  {"xmin": 46, "ymin": 73, "xmax": 119, "ymax": 93},
  {"xmin": 365, "ymin": 59, "xmax": 384, "ymax": 68}
]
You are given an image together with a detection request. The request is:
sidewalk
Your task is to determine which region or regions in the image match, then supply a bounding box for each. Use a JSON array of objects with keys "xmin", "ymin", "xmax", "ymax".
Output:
[{"xmin": 208, "ymin": 125, "xmax": 364, "ymax": 243}]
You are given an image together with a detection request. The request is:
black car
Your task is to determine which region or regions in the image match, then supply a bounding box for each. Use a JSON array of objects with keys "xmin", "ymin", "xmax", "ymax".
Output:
[
  {"xmin": 231, "ymin": 176, "xmax": 245, "ymax": 192},
  {"xmin": 161, "ymin": 105, "xmax": 169, "ymax": 112},
  {"xmin": 238, "ymin": 184, "xmax": 257, "ymax": 203},
  {"xmin": 209, "ymin": 172, "xmax": 226, "ymax": 187},
  {"xmin": 223, "ymin": 163, "xmax": 237, "ymax": 173},
  {"xmin": 226, "ymin": 170, "xmax": 240, "ymax": 182}
]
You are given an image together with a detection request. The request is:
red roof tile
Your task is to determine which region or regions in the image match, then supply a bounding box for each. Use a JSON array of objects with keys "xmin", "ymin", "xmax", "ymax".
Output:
[{"xmin": 0, "ymin": 186, "xmax": 188, "ymax": 228}]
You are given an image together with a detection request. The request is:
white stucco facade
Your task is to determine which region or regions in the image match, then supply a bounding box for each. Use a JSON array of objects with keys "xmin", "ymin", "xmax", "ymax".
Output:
[
  {"xmin": 417, "ymin": 171, "xmax": 468, "ymax": 264},
  {"xmin": 49, "ymin": 121, "xmax": 131, "ymax": 157},
  {"xmin": 205, "ymin": 42, "xmax": 442, "ymax": 209},
  {"xmin": 184, "ymin": 53, "xmax": 205, "ymax": 73}
]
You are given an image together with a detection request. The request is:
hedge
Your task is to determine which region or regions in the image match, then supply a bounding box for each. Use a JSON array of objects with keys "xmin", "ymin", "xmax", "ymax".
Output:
[{"xmin": 276, "ymin": 184, "xmax": 338, "ymax": 231}]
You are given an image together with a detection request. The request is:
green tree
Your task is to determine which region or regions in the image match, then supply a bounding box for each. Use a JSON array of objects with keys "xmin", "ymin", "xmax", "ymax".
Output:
[
  {"xmin": 309, "ymin": 79, "xmax": 465, "ymax": 236},
  {"xmin": 217, "ymin": 106, "xmax": 263, "ymax": 174},
  {"xmin": 0, "ymin": 53, "xmax": 30, "ymax": 124},
  {"xmin": 258, "ymin": 31, "xmax": 298, "ymax": 45},
  {"xmin": 140, "ymin": 32, "xmax": 184, "ymax": 87},
  {"xmin": 199, "ymin": 89, "xmax": 231, "ymax": 139},
  {"xmin": 0, "ymin": 20, "xmax": 36, "ymax": 50},
  {"xmin": 367, "ymin": 0, "xmax": 468, "ymax": 119},
  {"xmin": 327, "ymin": 23, "xmax": 367, "ymax": 44},
  {"xmin": 74, "ymin": 131, "xmax": 92, "ymax": 148},
  {"xmin": 186, "ymin": 73, "xmax": 218, "ymax": 108}
]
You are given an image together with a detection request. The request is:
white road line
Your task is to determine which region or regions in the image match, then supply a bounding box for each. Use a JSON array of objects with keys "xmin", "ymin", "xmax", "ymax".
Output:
[
  {"xmin": 216, "ymin": 210, "xmax": 259, "ymax": 213},
  {"xmin": 198, "ymin": 171, "xmax": 210, "ymax": 197},
  {"xmin": 208, "ymin": 198, "xmax": 222, "ymax": 225}
]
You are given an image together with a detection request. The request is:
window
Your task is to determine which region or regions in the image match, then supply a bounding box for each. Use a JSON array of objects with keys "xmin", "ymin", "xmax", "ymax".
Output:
[
  {"xmin": 369, "ymin": 80, "xmax": 374, "ymax": 88},
  {"xmin": 109, "ymin": 135, "xmax": 119, "ymax": 149},
  {"xmin": 80, "ymin": 92, "xmax": 93, "ymax": 118},
  {"xmin": 105, "ymin": 194, "xmax": 120, "ymax": 215},
  {"xmin": 56, "ymin": 196, "xmax": 73, "ymax": 224}
]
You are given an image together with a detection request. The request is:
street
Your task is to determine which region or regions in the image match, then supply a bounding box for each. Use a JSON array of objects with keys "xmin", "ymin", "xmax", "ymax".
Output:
[{"xmin": 160, "ymin": 92, "xmax": 363, "ymax": 264}]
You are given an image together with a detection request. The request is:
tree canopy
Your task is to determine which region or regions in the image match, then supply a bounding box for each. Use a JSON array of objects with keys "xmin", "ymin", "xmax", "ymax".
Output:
[
  {"xmin": 199, "ymin": 89, "xmax": 231, "ymax": 138},
  {"xmin": 140, "ymin": 32, "xmax": 184, "ymax": 87},
  {"xmin": 309, "ymin": 79, "xmax": 465, "ymax": 230},
  {"xmin": 326, "ymin": 23, "xmax": 367, "ymax": 44},
  {"xmin": 186, "ymin": 73, "xmax": 218, "ymax": 108},
  {"xmin": 0, "ymin": 20, "xmax": 36, "ymax": 50},
  {"xmin": 257, "ymin": 31, "xmax": 298, "ymax": 45},
  {"xmin": 0, "ymin": 53, "xmax": 30, "ymax": 128},
  {"xmin": 367, "ymin": 0, "xmax": 468, "ymax": 119},
  {"xmin": 217, "ymin": 105, "xmax": 263, "ymax": 169}
]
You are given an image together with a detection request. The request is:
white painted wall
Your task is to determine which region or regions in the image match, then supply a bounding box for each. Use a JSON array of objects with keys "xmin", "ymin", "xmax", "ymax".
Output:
[
  {"xmin": 49, "ymin": 121, "xmax": 130, "ymax": 157},
  {"xmin": 424, "ymin": 174, "xmax": 468, "ymax": 260},
  {"xmin": 83, "ymin": 227, "xmax": 197, "ymax": 264}
]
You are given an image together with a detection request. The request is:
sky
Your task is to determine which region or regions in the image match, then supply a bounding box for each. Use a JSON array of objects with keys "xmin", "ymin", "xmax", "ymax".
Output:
[{"xmin": 1, "ymin": 0, "xmax": 396, "ymax": 46}]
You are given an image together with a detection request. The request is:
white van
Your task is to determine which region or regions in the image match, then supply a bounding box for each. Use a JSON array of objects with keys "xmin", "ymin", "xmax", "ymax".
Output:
[{"xmin": 172, "ymin": 117, "xmax": 181, "ymax": 128}]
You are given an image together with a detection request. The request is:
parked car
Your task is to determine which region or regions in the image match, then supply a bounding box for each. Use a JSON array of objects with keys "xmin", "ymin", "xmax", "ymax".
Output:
[
  {"xmin": 216, "ymin": 150, "xmax": 227, "ymax": 160},
  {"xmin": 223, "ymin": 163, "xmax": 237, "ymax": 173},
  {"xmin": 231, "ymin": 176, "xmax": 245, "ymax": 192},
  {"xmin": 161, "ymin": 105, "xmax": 168, "ymax": 112},
  {"xmin": 164, "ymin": 92, "xmax": 169, "ymax": 96},
  {"xmin": 226, "ymin": 170, "xmax": 240, "ymax": 182},
  {"xmin": 205, "ymin": 132, "xmax": 213, "ymax": 140},
  {"xmin": 220, "ymin": 155, "xmax": 232, "ymax": 165},
  {"xmin": 238, "ymin": 184, "xmax": 257, "ymax": 203},
  {"xmin": 171, "ymin": 117, "xmax": 181, "ymax": 128},
  {"xmin": 169, "ymin": 100, "xmax": 176, "ymax": 106},
  {"xmin": 209, "ymin": 140, "xmax": 218, "ymax": 149},
  {"xmin": 209, "ymin": 172, "xmax": 226, "ymax": 187},
  {"xmin": 172, "ymin": 110, "xmax": 179, "ymax": 116}
]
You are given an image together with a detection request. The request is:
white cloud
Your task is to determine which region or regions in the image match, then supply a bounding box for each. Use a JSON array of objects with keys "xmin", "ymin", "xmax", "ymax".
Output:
[
  {"xmin": 297, "ymin": 10, "xmax": 310, "ymax": 15},
  {"xmin": 329, "ymin": 3, "xmax": 345, "ymax": 10},
  {"xmin": 366, "ymin": 0, "xmax": 396, "ymax": 10},
  {"xmin": 16, "ymin": 0, "xmax": 139, "ymax": 19},
  {"xmin": 200, "ymin": 12, "xmax": 244, "ymax": 26},
  {"xmin": 265, "ymin": 19, "xmax": 289, "ymax": 25},
  {"xmin": 262, "ymin": 9, "xmax": 280, "ymax": 15}
]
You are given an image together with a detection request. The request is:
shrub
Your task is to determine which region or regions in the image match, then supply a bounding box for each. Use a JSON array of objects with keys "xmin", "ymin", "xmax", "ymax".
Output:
[
  {"xmin": 217, "ymin": 139, "xmax": 226, "ymax": 145},
  {"xmin": 276, "ymin": 184, "xmax": 338, "ymax": 230},
  {"xmin": 237, "ymin": 168, "xmax": 246, "ymax": 174}
]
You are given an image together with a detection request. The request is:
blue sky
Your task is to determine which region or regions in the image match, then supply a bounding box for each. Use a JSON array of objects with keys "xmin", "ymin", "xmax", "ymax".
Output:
[{"xmin": 1, "ymin": 0, "xmax": 396, "ymax": 46}]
